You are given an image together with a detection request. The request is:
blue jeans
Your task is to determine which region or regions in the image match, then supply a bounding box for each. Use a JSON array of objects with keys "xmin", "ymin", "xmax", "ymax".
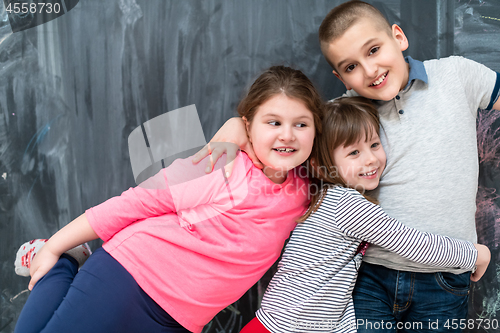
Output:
[
  {"xmin": 14, "ymin": 248, "xmax": 189, "ymax": 333},
  {"xmin": 352, "ymin": 262, "xmax": 470, "ymax": 333}
]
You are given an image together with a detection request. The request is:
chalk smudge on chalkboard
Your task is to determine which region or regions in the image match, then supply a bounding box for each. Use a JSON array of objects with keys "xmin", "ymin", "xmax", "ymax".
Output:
[
  {"xmin": 472, "ymin": 108, "xmax": 500, "ymax": 325},
  {"xmin": 9, "ymin": 289, "xmax": 29, "ymax": 303},
  {"xmin": 476, "ymin": 108, "xmax": 500, "ymax": 246},
  {"xmin": 476, "ymin": 185, "xmax": 500, "ymax": 247},
  {"xmin": 118, "ymin": 0, "xmax": 143, "ymax": 25},
  {"xmin": 482, "ymin": 265, "xmax": 500, "ymax": 318}
]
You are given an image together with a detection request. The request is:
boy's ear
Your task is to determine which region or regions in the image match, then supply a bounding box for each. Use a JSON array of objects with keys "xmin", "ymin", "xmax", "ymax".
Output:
[
  {"xmin": 332, "ymin": 70, "xmax": 352, "ymax": 90},
  {"xmin": 392, "ymin": 24, "xmax": 409, "ymax": 52}
]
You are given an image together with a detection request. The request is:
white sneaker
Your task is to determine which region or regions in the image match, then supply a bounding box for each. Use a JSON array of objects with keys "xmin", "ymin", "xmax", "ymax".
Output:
[{"xmin": 14, "ymin": 239, "xmax": 92, "ymax": 277}]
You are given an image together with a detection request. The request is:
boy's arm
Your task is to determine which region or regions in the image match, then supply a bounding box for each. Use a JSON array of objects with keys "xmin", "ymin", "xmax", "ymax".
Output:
[
  {"xmin": 335, "ymin": 189, "xmax": 489, "ymax": 280},
  {"xmin": 493, "ymin": 98, "xmax": 500, "ymax": 111},
  {"xmin": 472, "ymin": 244, "xmax": 490, "ymax": 282},
  {"xmin": 192, "ymin": 117, "xmax": 263, "ymax": 177},
  {"xmin": 453, "ymin": 57, "xmax": 499, "ymax": 112}
]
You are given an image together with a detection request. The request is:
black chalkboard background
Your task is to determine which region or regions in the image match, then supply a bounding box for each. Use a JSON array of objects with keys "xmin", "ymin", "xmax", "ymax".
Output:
[{"xmin": 1, "ymin": 1, "xmax": 499, "ymax": 332}]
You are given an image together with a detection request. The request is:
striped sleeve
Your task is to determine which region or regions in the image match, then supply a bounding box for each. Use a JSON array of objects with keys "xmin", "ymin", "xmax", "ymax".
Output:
[{"xmin": 334, "ymin": 188, "xmax": 477, "ymax": 271}]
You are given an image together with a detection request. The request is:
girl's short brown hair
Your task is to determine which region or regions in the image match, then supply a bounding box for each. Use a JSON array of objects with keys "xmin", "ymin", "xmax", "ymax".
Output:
[{"xmin": 300, "ymin": 96, "xmax": 382, "ymax": 222}]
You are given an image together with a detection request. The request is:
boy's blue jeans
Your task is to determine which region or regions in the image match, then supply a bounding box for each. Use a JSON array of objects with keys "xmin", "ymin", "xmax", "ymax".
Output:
[{"xmin": 353, "ymin": 262, "xmax": 470, "ymax": 333}]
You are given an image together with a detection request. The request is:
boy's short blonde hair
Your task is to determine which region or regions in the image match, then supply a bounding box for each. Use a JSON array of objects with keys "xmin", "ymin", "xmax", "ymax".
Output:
[{"xmin": 319, "ymin": 1, "xmax": 392, "ymax": 69}]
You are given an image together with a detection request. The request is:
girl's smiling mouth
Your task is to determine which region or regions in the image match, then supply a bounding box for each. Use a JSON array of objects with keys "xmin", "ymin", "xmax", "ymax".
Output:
[
  {"xmin": 273, "ymin": 147, "xmax": 297, "ymax": 154},
  {"xmin": 359, "ymin": 169, "xmax": 378, "ymax": 178}
]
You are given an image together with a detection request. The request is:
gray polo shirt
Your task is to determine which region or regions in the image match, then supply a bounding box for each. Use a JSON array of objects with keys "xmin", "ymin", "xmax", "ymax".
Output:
[{"xmin": 346, "ymin": 56, "xmax": 500, "ymax": 273}]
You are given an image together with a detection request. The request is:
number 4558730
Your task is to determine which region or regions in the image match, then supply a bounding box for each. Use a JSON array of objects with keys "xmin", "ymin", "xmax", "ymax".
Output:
[
  {"xmin": 444, "ymin": 318, "xmax": 498, "ymax": 330},
  {"xmin": 5, "ymin": 2, "xmax": 61, "ymax": 14}
]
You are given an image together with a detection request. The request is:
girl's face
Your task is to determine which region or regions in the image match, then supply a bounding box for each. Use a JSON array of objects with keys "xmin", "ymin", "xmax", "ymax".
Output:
[
  {"xmin": 245, "ymin": 94, "xmax": 315, "ymax": 183},
  {"xmin": 333, "ymin": 127, "xmax": 386, "ymax": 191}
]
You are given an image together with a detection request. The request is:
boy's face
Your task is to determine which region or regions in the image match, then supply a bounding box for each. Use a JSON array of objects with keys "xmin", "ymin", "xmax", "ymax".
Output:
[{"xmin": 324, "ymin": 20, "xmax": 409, "ymax": 101}]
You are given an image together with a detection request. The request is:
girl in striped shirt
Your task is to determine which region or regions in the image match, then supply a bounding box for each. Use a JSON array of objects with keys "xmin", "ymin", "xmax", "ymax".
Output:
[{"xmin": 241, "ymin": 97, "xmax": 490, "ymax": 333}]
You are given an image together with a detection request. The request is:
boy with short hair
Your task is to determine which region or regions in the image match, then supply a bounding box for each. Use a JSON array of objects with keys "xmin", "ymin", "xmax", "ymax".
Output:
[
  {"xmin": 194, "ymin": 1, "xmax": 500, "ymax": 331},
  {"xmin": 318, "ymin": 1, "xmax": 499, "ymax": 332}
]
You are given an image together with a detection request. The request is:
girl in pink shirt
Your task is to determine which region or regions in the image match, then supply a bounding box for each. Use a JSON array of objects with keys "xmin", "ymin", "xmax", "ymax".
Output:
[{"xmin": 13, "ymin": 66, "xmax": 323, "ymax": 333}]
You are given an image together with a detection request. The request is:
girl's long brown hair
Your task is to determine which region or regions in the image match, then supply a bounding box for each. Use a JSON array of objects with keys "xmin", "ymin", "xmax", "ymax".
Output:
[{"xmin": 298, "ymin": 96, "xmax": 382, "ymax": 222}]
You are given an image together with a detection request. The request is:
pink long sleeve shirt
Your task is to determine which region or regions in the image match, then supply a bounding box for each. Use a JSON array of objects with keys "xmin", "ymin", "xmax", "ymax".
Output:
[{"xmin": 85, "ymin": 153, "xmax": 309, "ymax": 333}]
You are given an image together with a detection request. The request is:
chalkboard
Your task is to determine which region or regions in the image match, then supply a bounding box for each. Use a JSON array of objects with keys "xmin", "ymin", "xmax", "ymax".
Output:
[{"xmin": 0, "ymin": 1, "xmax": 499, "ymax": 332}]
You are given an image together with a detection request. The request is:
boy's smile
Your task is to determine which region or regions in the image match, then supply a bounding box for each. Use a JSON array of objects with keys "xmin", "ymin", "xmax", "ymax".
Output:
[{"xmin": 324, "ymin": 20, "xmax": 410, "ymax": 101}]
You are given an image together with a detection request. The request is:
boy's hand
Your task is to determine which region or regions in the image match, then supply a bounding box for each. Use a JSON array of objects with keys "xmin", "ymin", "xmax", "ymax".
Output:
[
  {"xmin": 193, "ymin": 142, "xmax": 240, "ymax": 177},
  {"xmin": 28, "ymin": 245, "xmax": 60, "ymax": 290},
  {"xmin": 471, "ymin": 244, "xmax": 491, "ymax": 282},
  {"xmin": 192, "ymin": 117, "xmax": 263, "ymax": 177}
]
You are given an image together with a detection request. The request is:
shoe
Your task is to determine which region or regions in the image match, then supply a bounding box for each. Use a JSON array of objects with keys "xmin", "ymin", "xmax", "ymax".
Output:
[{"xmin": 14, "ymin": 239, "xmax": 92, "ymax": 277}]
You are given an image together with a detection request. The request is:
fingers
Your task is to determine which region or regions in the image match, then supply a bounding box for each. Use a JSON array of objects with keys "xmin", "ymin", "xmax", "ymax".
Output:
[
  {"xmin": 470, "ymin": 264, "xmax": 488, "ymax": 282},
  {"xmin": 224, "ymin": 147, "xmax": 238, "ymax": 178},
  {"xmin": 193, "ymin": 142, "xmax": 245, "ymax": 176},
  {"xmin": 192, "ymin": 143, "xmax": 217, "ymax": 173},
  {"xmin": 205, "ymin": 145, "xmax": 225, "ymax": 173},
  {"xmin": 470, "ymin": 268, "xmax": 478, "ymax": 282},
  {"xmin": 196, "ymin": 143, "xmax": 240, "ymax": 174},
  {"xmin": 471, "ymin": 244, "xmax": 491, "ymax": 282},
  {"xmin": 28, "ymin": 269, "xmax": 45, "ymax": 291},
  {"xmin": 471, "ymin": 269, "xmax": 483, "ymax": 282},
  {"xmin": 192, "ymin": 144, "xmax": 211, "ymax": 164}
]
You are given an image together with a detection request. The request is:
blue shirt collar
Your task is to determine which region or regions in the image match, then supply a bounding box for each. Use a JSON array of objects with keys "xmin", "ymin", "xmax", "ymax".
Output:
[{"xmin": 404, "ymin": 56, "xmax": 428, "ymax": 90}]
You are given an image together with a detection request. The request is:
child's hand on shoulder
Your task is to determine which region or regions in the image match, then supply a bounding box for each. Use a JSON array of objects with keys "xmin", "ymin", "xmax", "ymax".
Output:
[
  {"xmin": 471, "ymin": 244, "xmax": 491, "ymax": 282},
  {"xmin": 192, "ymin": 117, "xmax": 263, "ymax": 177}
]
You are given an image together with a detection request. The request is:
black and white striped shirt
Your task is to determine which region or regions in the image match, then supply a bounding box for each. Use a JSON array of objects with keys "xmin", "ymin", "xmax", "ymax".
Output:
[{"xmin": 256, "ymin": 186, "xmax": 477, "ymax": 333}]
